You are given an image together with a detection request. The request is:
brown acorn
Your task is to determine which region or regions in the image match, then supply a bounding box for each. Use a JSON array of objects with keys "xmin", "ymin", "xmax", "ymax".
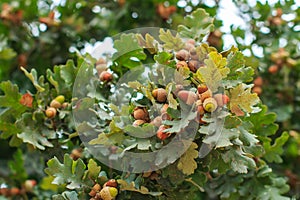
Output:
[
  {"xmin": 177, "ymin": 90, "xmax": 198, "ymax": 105},
  {"xmin": 99, "ymin": 71, "xmax": 113, "ymax": 82},
  {"xmin": 253, "ymin": 76, "xmax": 263, "ymax": 86},
  {"xmin": 200, "ymin": 89, "xmax": 212, "ymax": 101},
  {"xmin": 186, "ymin": 39, "xmax": 195, "ymax": 45},
  {"xmin": 133, "ymin": 107, "xmax": 149, "ymax": 121},
  {"xmin": 150, "ymin": 116, "xmax": 162, "ymax": 127},
  {"xmin": 188, "ymin": 60, "xmax": 200, "ymax": 72},
  {"xmin": 203, "ymin": 97, "xmax": 218, "ymax": 112},
  {"xmin": 176, "ymin": 49, "xmax": 190, "ymax": 61},
  {"xmin": 10, "ymin": 187, "xmax": 20, "ymax": 196},
  {"xmin": 45, "ymin": 107, "xmax": 57, "ymax": 118},
  {"xmin": 213, "ymin": 94, "xmax": 230, "ymax": 107},
  {"xmin": 70, "ymin": 148, "xmax": 82, "ymax": 160},
  {"xmin": 133, "ymin": 119, "xmax": 145, "ymax": 127},
  {"xmin": 184, "ymin": 43, "xmax": 195, "ymax": 51},
  {"xmin": 176, "ymin": 61, "xmax": 188, "ymax": 69},
  {"xmin": 89, "ymin": 183, "xmax": 101, "ymax": 197},
  {"xmin": 50, "ymin": 99, "xmax": 62, "ymax": 109},
  {"xmin": 268, "ymin": 65, "xmax": 279, "ymax": 74},
  {"xmin": 197, "ymin": 84, "xmax": 208, "ymax": 94},
  {"xmin": 103, "ymin": 179, "xmax": 118, "ymax": 188},
  {"xmin": 252, "ymin": 86, "xmax": 262, "ymax": 95},
  {"xmin": 152, "ymin": 88, "xmax": 167, "ymax": 103}
]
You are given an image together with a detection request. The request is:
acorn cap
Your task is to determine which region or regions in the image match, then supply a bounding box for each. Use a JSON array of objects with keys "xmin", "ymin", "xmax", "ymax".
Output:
[
  {"xmin": 45, "ymin": 107, "xmax": 57, "ymax": 118},
  {"xmin": 50, "ymin": 99, "xmax": 62, "ymax": 109},
  {"xmin": 203, "ymin": 97, "xmax": 218, "ymax": 112},
  {"xmin": 177, "ymin": 90, "xmax": 198, "ymax": 105}
]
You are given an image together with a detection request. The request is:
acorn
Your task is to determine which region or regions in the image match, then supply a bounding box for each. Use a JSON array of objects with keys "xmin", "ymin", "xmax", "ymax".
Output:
[
  {"xmin": 103, "ymin": 179, "xmax": 118, "ymax": 188},
  {"xmin": 253, "ymin": 76, "xmax": 263, "ymax": 86},
  {"xmin": 184, "ymin": 42, "xmax": 195, "ymax": 51},
  {"xmin": 133, "ymin": 119, "xmax": 145, "ymax": 127},
  {"xmin": 10, "ymin": 187, "xmax": 20, "ymax": 196},
  {"xmin": 133, "ymin": 107, "xmax": 149, "ymax": 121},
  {"xmin": 50, "ymin": 99, "xmax": 61, "ymax": 109},
  {"xmin": 45, "ymin": 107, "xmax": 57, "ymax": 118},
  {"xmin": 252, "ymin": 86, "xmax": 262, "ymax": 95},
  {"xmin": 160, "ymin": 104, "xmax": 169, "ymax": 114},
  {"xmin": 161, "ymin": 112, "xmax": 171, "ymax": 121},
  {"xmin": 99, "ymin": 71, "xmax": 113, "ymax": 82},
  {"xmin": 176, "ymin": 49, "xmax": 190, "ymax": 61},
  {"xmin": 213, "ymin": 94, "xmax": 230, "ymax": 107},
  {"xmin": 150, "ymin": 116, "xmax": 162, "ymax": 127},
  {"xmin": 70, "ymin": 148, "xmax": 82, "ymax": 160},
  {"xmin": 197, "ymin": 84, "xmax": 208, "ymax": 94},
  {"xmin": 24, "ymin": 180, "xmax": 36, "ymax": 192},
  {"xmin": 200, "ymin": 89, "xmax": 212, "ymax": 101},
  {"xmin": 268, "ymin": 65, "xmax": 279, "ymax": 74},
  {"xmin": 157, "ymin": 125, "xmax": 170, "ymax": 140},
  {"xmin": 96, "ymin": 58, "xmax": 106, "ymax": 65},
  {"xmin": 54, "ymin": 95, "xmax": 65, "ymax": 104},
  {"xmin": 176, "ymin": 61, "xmax": 188, "ymax": 69},
  {"xmin": 197, "ymin": 105, "xmax": 205, "ymax": 115},
  {"xmin": 203, "ymin": 97, "xmax": 218, "ymax": 112},
  {"xmin": 178, "ymin": 90, "xmax": 198, "ymax": 105},
  {"xmin": 186, "ymin": 39, "xmax": 195, "ymax": 45},
  {"xmin": 96, "ymin": 64, "xmax": 107, "ymax": 75},
  {"xmin": 188, "ymin": 60, "xmax": 200, "ymax": 72},
  {"xmin": 99, "ymin": 187, "xmax": 118, "ymax": 200},
  {"xmin": 152, "ymin": 88, "xmax": 167, "ymax": 103},
  {"xmin": 62, "ymin": 102, "xmax": 69, "ymax": 109}
]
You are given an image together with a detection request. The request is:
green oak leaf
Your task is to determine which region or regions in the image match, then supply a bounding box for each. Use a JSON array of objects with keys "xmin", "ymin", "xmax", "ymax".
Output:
[
  {"xmin": 45, "ymin": 154, "xmax": 86, "ymax": 189},
  {"xmin": 136, "ymin": 33, "xmax": 159, "ymax": 54},
  {"xmin": 159, "ymin": 29, "xmax": 184, "ymax": 51},
  {"xmin": 178, "ymin": 8, "xmax": 214, "ymax": 42},
  {"xmin": 263, "ymin": 132, "xmax": 289, "ymax": 163},
  {"xmin": 117, "ymin": 179, "xmax": 162, "ymax": 196},
  {"xmin": 52, "ymin": 191, "xmax": 79, "ymax": 200}
]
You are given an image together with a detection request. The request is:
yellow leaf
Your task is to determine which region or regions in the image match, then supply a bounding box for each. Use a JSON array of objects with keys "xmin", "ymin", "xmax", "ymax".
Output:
[{"xmin": 177, "ymin": 142, "xmax": 198, "ymax": 175}]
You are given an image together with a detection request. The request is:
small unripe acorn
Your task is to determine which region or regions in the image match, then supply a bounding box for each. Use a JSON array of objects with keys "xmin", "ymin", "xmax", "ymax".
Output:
[
  {"xmin": 50, "ymin": 99, "xmax": 62, "ymax": 109},
  {"xmin": 54, "ymin": 95, "xmax": 65, "ymax": 104},
  {"xmin": 157, "ymin": 125, "xmax": 170, "ymax": 140},
  {"xmin": 45, "ymin": 107, "xmax": 57, "ymax": 118},
  {"xmin": 200, "ymin": 89, "xmax": 212, "ymax": 101},
  {"xmin": 133, "ymin": 119, "xmax": 145, "ymax": 127},
  {"xmin": 213, "ymin": 94, "xmax": 230, "ymax": 107},
  {"xmin": 62, "ymin": 102, "xmax": 69, "ymax": 109},
  {"xmin": 150, "ymin": 116, "xmax": 162, "ymax": 127},
  {"xmin": 70, "ymin": 148, "xmax": 82, "ymax": 160},
  {"xmin": 103, "ymin": 179, "xmax": 118, "ymax": 188},
  {"xmin": 176, "ymin": 49, "xmax": 190, "ymax": 61},
  {"xmin": 268, "ymin": 65, "xmax": 279, "ymax": 74},
  {"xmin": 188, "ymin": 60, "xmax": 200, "ymax": 72},
  {"xmin": 99, "ymin": 71, "xmax": 113, "ymax": 82},
  {"xmin": 176, "ymin": 61, "xmax": 188, "ymax": 69},
  {"xmin": 203, "ymin": 97, "xmax": 218, "ymax": 112},
  {"xmin": 178, "ymin": 90, "xmax": 198, "ymax": 105},
  {"xmin": 152, "ymin": 88, "xmax": 167, "ymax": 103},
  {"xmin": 133, "ymin": 107, "xmax": 149, "ymax": 121},
  {"xmin": 253, "ymin": 76, "xmax": 263, "ymax": 86},
  {"xmin": 24, "ymin": 180, "xmax": 36, "ymax": 192}
]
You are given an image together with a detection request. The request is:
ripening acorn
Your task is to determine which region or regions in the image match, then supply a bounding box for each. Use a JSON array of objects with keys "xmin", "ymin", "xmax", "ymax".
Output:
[
  {"xmin": 177, "ymin": 90, "xmax": 198, "ymax": 105},
  {"xmin": 253, "ymin": 76, "xmax": 263, "ymax": 87},
  {"xmin": 197, "ymin": 84, "xmax": 208, "ymax": 94},
  {"xmin": 24, "ymin": 180, "xmax": 36, "ymax": 192},
  {"xmin": 157, "ymin": 125, "xmax": 170, "ymax": 140},
  {"xmin": 99, "ymin": 187, "xmax": 118, "ymax": 200},
  {"xmin": 197, "ymin": 105, "xmax": 205, "ymax": 115},
  {"xmin": 150, "ymin": 116, "xmax": 162, "ymax": 127},
  {"xmin": 133, "ymin": 107, "xmax": 149, "ymax": 121},
  {"xmin": 268, "ymin": 65, "xmax": 279, "ymax": 74},
  {"xmin": 252, "ymin": 86, "xmax": 262, "ymax": 95},
  {"xmin": 176, "ymin": 61, "xmax": 188, "ymax": 69},
  {"xmin": 99, "ymin": 71, "xmax": 113, "ymax": 82},
  {"xmin": 133, "ymin": 119, "xmax": 145, "ymax": 127},
  {"xmin": 152, "ymin": 88, "xmax": 167, "ymax": 103},
  {"xmin": 176, "ymin": 49, "xmax": 190, "ymax": 61},
  {"xmin": 103, "ymin": 179, "xmax": 118, "ymax": 188},
  {"xmin": 203, "ymin": 97, "xmax": 218, "ymax": 112},
  {"xmin": 200, "ymin": 89, "xmax": 212, "ymax": 101},
  {"xmin": 184, "ymin": 42, "xmax": 195, "ymax": 51},
  {"xmin": 45, "ymin": 107, "xmax": 57, "ymax": 118},
  {"xmin": 188, "ymin": 60, "xmax": 200, "ymax": 72},
  {"xmin": 213, "ymin": 94, "xmax": 230, "ymax": 107},
  {"xmin": 9, "ymin": 187, "xmax": 20, "ymax": 196},
  {"xmin": 50, "ymin": 99, "xmax": 61, "ymax": 109},
  {"xmin": 70, "ymin": 148, "xmax": 82, "ymax": 160}
]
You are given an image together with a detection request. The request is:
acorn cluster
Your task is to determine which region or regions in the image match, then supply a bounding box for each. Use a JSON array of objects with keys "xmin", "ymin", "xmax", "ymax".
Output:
[
  {"xmin": 96, "ymin": 58, "xmax": 113, "ymax": 82},
  {"xmin": 268, "ymin": 48, "xmax": 297, "ymax": 75},
  {"xmin": 89, "ymin": 179, "xmax": 118, "ymax": 200},
  {"xmin": 131, "ymin": 84, "xmax": 229, "ymax": 141},
  {"xmin": 0, "ymin": 180, "xmax": 37, "ymax": 197},
  {"xmin": 45, "ymin": 95, "xmax": 69, "ymax": 118}
]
